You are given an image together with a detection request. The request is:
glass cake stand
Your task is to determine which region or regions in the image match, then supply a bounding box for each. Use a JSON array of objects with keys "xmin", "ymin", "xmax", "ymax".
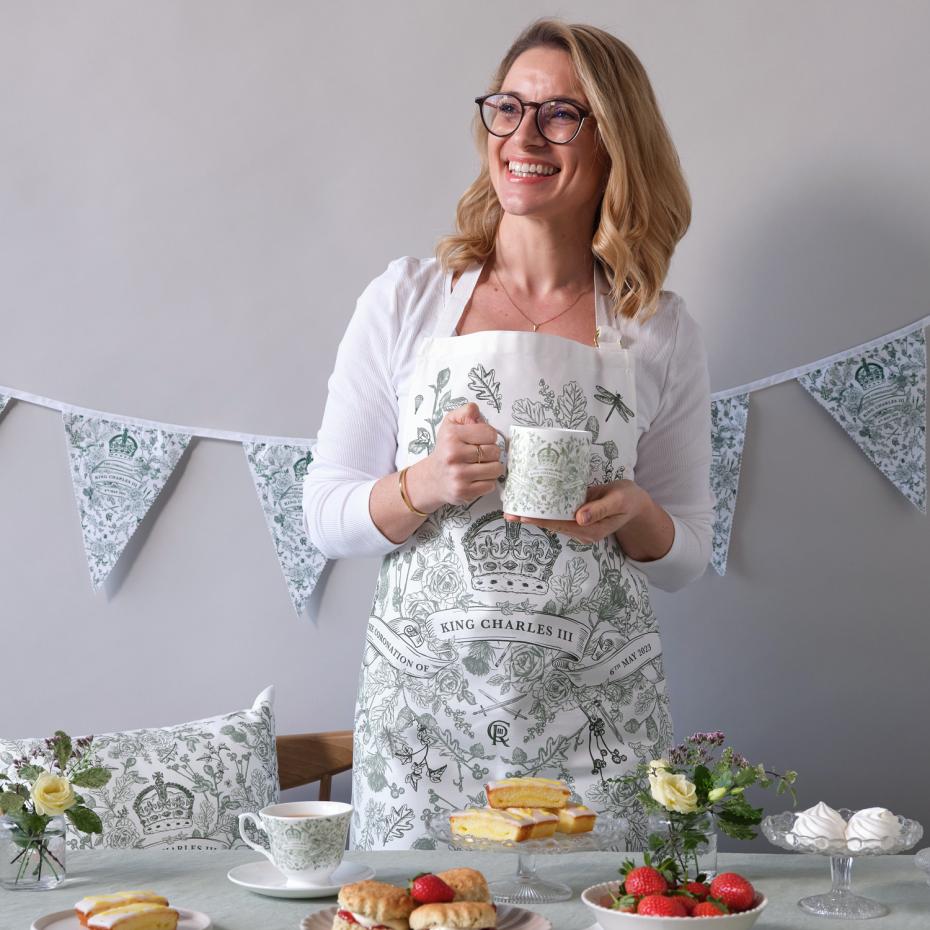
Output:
[
  {"xmin": 762, "ymin": 809, "xmax": 923, "ymax": 919},
  {"xmin": 428, "ymin": 816, "xmax": 627, "ymax": 904}
]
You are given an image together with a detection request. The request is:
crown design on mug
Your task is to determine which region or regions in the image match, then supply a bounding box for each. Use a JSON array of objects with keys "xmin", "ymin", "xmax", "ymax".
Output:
[
  {"xmin": 133, "ymin": 771, "xmax": 195, "ymax": 835},
  {"xmin": 854, "ymin": 359, "xmax": 907, "ymax": 423},
  {"xmin": 462, "ymin": 512, "xmax": 561, "ymax": 594}
]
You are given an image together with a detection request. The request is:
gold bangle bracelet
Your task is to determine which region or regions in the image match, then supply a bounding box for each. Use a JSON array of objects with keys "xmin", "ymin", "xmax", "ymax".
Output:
[{"xmin": 399, "ymin": 466, "xmax": 429, "ymax": 518}]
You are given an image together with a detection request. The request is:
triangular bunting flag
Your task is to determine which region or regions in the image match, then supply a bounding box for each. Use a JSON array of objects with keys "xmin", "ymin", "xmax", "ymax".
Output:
[
  {"xmin": 0, "ymin": 395, "xmax": 10, "ymax": 418},
  {"xmin": 244, "ymin": 441, "xmax": 327, "ymax": 615},
  {"xmin": 710, "ymin": 394, "xmax": 750, "ymax": 575},
  {"xmin": 798, "ymin": 330, "xmax": 926, "ymax": 512},
  {"xmin": 63, "ymin": 413, "xmax": 191, "ymax": 588}
]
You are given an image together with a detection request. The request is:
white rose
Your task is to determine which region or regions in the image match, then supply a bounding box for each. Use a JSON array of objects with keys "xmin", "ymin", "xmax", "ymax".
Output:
[
  {"xmin": 648, "ymin": 762, "xmax": 698, "ymax": 813},
  {"xmin": 30, "ymin": 772, "xmax": 76, "ymax": 816}
]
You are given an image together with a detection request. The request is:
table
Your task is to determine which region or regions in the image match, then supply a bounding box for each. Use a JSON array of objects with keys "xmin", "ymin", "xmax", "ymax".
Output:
[{"xmin": 3, "ymin": 850, "xmax": 928, "ymax": 929}]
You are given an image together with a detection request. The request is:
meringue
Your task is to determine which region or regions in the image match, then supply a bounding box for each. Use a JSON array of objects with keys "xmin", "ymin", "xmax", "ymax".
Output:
[
  {"xmin": 791, "ymin": 802, "xmax": 848, "ymax": 843},
  {"xmin": 845, "ymin": 807, "xmax": 901, "ymax": 844}
]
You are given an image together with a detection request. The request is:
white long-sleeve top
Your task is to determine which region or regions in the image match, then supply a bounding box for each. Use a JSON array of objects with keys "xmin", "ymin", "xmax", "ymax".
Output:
[{"xmin": 303, "ymin": 256, "xmax": 714, "ymax": 592}]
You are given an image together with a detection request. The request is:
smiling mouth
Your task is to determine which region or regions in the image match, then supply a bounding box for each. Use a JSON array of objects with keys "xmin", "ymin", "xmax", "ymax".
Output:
[{"xmin": 506, "ymin": 160, "xmax": 560, "ymax": 178}]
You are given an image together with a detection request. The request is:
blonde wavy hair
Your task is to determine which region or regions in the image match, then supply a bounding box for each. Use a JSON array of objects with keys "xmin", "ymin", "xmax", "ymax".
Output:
[{"xmin": 435, "ymin": 18, "xmax": 691, "ymax": 322}]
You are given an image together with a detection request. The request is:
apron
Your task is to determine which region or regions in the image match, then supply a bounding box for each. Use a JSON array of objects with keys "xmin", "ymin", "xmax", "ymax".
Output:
[{"xmin": 350, "ymin": 261, "xmax": 672, "ymax": 851}]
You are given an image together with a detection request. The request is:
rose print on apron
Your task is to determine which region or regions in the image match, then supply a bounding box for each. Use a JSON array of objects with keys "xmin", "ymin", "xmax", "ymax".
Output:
[{"xmin": 351, "ymin": 262, "xmax": 672, "ymax": 851}]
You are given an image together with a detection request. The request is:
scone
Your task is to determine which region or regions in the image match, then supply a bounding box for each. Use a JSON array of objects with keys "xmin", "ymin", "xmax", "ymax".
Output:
[
  {"xmin": 435, "ymin": 868, "xmax": 491, "ymax": 903},
  {"xmin": 449, "ymin": 807, "xmax": 537, "ymax": 842},
  {"xmin": 410, "ymin": 902, "xmax": 497, "ymax": 930},
  {"xmin": 485, "ymin": 776, "xmax": 570, "ymax": 809},
  {"xmin": 551, "ymin": 804, "xmax": 597, "ymax": 834},
  {"xmin": 75, "ymin": 893, "xmax": 170, "ymax": 927},
  {"xmin": 86, "ymin": 903, "xmax": 178, "ymax": 930},
  {"xmin": 505, "ymin": 807, "xmax": 559, "ymax": 838},
  {"xmin": 335, "ymin": 879, "xmax": 416, "ymax": 930}
]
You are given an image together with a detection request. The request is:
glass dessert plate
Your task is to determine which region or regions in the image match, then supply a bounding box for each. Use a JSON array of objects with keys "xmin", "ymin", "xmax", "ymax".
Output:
[
  {"xmin": 762, "ymin": 809, "xmax": 923, "ymax": 919},
  {"xmin": 428, "ymin": 815, "xmax": 627, "ymax": 904}
]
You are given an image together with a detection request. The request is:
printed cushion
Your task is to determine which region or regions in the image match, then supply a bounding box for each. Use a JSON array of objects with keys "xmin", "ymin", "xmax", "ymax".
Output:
[{"xmin": 0, "ymin": 686, "xmax": 279, "ymax": 850}]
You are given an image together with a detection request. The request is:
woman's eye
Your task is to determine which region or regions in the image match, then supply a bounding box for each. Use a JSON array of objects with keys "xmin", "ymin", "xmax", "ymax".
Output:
[{"xmin": 553, "ymin": 108, "xmax": 580, "ymax": 122}]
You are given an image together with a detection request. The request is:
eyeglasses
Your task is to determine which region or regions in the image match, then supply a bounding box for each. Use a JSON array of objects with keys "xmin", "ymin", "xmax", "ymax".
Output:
[{"xmin": 474, "ymin": 93, "xmax": 594, "ymax": 145}]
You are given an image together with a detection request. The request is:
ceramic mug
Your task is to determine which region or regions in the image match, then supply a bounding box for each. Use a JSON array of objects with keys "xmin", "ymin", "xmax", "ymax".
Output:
[
  {"xmin": 501, "ymin": 425, "xmax": 592, "ymax": 520},
  {"xmin": 238, "ymin": 801, "xmax": 351, "ymax": 886}
]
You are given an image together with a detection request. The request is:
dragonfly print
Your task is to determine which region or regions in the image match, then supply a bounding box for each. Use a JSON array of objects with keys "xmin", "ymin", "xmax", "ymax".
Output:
[{"xmin": 594, "ymin": 385, "xmax": 635, "ymax": 422}]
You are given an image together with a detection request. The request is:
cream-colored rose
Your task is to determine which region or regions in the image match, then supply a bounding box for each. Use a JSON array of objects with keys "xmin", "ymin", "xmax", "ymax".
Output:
[
  {"xmin": 30, "ymin": 772, "xmax": 76, "ymax": 816},
  {"xmin": 648, "ymin": 763, "xmax": 698, "ymax": 813}
]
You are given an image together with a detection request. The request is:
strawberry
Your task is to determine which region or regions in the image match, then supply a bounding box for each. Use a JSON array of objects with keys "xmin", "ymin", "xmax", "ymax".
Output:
[
  {"xmin": 693, "ymin": 900, "xmax": 728, "ymax": 917},
  {"xmin": 409, "ymin": 873, "xmax": 454, "ymax": 904},
  {"xmin": 610, "ymin": 893, "xmax": 639, "ymax": 913},
  {"xmin": 684, "ymin": 880, "xmax": 711, "ymax": 901},
  {"xmin": 623, "ymin": 866, "xmax": 669, "ymax": 897},
  {"xmin": 637, "ymin": 895, "xmax": 687, "ymax": 917},
  {"xmin": 676, "ymin": 894, "xmax": 698, "ymax": 915},
  {"xmin": 709, "ymin": 873, "xmax": 756, "ymax": 912}
]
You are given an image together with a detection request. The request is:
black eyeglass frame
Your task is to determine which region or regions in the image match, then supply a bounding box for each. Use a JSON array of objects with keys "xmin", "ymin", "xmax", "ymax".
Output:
[{"xmin": 474, "ymin": 93, "xmax": 595, "ymax": 145}]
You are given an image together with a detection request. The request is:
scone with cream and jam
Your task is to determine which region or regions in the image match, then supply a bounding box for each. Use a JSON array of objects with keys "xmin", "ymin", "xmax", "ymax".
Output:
[
  {"xmin": 410, "ymin": 902, "xmax": 497, "ymax": 930},
  {"xmin": 335, "ymin": 879, "xmax": 416, "ymax": 930},
  {"xmin": 435, "ymin": 868, "xmax": 491, "ymax": 903}
]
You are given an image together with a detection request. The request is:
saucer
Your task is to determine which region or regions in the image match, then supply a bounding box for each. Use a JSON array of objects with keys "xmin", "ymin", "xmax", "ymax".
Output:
[
  {"xmin": 33, "ymin": 908, "xmax": 210, "ymax": 930},
  {"xmin": 226, "ymin": 859, "xmax": 375, "ymax": 898}
]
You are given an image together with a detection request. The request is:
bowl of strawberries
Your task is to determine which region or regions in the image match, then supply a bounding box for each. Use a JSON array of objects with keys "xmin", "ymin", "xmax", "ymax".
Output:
[{"xmin": 581, "ymin": 861, "xmax": 766, "ymax": 928}]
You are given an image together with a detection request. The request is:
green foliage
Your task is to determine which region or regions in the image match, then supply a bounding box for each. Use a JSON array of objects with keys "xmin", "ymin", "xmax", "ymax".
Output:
[
  {"xmin": 66, "ymin": 805, "xmax": 103, "ymax": 834},
  {"xmin": 70, "ymin": 767, "xmax": 111, "ymax": 789},
  {"xmin": 52, "ymin": 731, "xmax": 72, "ymax": 771},
  {"xmin": 18, "ymin": 764, "xmax": 44, "ymax": 784}
]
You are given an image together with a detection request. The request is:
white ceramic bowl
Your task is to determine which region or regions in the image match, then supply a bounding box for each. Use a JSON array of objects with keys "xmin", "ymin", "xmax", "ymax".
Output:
[{"xmin": 581, "ymin": 881, "xmax": 768, "ymax": 929}]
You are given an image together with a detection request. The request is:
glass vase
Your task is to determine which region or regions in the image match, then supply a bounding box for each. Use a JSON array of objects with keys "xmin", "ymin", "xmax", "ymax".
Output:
[
  {"xmin": 0, "ymin": 814, "xmax": 67, "ymax": 890},
  {"xmin": 647, "ymin": 811, "xmax": 717, "ymax": 881}
]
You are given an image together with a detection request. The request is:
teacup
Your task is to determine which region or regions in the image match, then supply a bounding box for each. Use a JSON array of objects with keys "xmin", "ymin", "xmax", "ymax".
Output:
[
  {"xmin": 238, "ymin": 801, "xmax": 351, "ymax": 886},
  {"xmin": 501, "ymin": 426, "xmax": 591, "ymax": 520}
]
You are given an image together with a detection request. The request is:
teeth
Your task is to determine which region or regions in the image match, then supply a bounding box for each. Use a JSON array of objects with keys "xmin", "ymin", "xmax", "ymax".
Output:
[{"xmin": 508, "ymin": 161, "xmax": 558, "ymax": 176}]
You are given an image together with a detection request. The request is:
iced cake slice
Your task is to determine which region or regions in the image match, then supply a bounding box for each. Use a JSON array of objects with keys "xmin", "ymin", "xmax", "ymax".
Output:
[
  {"xmin": 485, "ymin": 776, "xmax": 570, "ymax": 810},
  {"xmin": 86, "ymin": 903, "xmax": 179, "ymax": 930},
  {"xmin": 449, "ymin": 807, "xmax": 537, "ymax": 842}
]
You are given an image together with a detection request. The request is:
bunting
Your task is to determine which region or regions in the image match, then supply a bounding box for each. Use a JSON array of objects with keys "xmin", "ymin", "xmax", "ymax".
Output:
[
  {"xmin": 1, "ymin": 314, "xmax": 927, "ymax": 595},
  {"xmin": 709, "ymin": 394, "xmax": 750, "ymax": 576},
  {"xmin": 244, "ymin": 441, "xmax": 327, "ymax": 614},
  {"xmin": 797, "ymin": 331, "xmax": 926, "ymax": 513},
  {"xmin": 63, "ymin": 413, "xmax": 191, "ymax": 589}
]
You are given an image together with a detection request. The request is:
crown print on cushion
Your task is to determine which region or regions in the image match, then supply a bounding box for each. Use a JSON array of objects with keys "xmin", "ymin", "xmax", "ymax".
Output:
[
  {"xmin": 854, "ymin": 359, "xmax": 909, "ymax": 423},
  {"xmin": 462, "ymin": 512, "xmax": 561, "ymax": 594},
  {"xmin": 133, "ymin": 771, "xmax": 196, "ymax": 835}
]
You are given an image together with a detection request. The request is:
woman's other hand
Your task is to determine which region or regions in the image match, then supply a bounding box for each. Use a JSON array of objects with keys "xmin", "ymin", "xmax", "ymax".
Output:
[
  {"xmin": 505, "ymin": 480, "xmax": 672, "ymax": 559},
  {"xmin": 406, "ymin": 403, "xmax": 505, "ymax": 510}
]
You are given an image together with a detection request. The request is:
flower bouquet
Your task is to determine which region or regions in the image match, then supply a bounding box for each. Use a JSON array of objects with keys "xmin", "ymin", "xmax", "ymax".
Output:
[
  {"xmin": 612, "ymin": 731, "xmax": 797, "ymax": 883},
  {"xmin": 0, "ymin": 730, "xmax": 110, "ymax": 889}
]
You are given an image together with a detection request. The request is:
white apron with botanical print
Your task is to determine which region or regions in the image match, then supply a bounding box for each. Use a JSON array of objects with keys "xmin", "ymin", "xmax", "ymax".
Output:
[{"xmin": 351, "ymin": 262, "xmax": 672, "ymax": 851}]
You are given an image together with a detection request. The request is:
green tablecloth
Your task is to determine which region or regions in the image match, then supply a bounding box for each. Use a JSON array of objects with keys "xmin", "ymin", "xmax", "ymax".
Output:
[{"xmin": 2, "ymin": 850, "xmax": 928, "ymax": 929}]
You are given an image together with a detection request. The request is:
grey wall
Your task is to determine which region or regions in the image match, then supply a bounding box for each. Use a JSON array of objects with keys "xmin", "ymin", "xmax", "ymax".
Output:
[{"xmin": 2, "ymin": 2, "xmax": 928, "ymax": 850}]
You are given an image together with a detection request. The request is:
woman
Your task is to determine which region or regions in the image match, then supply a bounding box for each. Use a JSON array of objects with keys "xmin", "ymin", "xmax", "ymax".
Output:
[{"xmin": 303, "ymin": 18, "xmax": 713, "ymax": 850}]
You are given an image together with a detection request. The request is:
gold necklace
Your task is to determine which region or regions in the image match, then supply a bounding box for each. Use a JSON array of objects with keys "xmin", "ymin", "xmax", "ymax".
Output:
[{"xmin": 492, "ymin": 266, "xmax": 592, "ymax": 332}]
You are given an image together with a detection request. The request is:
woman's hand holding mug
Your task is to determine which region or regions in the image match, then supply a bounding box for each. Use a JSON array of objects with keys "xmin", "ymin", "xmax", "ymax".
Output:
[{"xmin": 407, "ymin": 402, "xmax": 504, "ymax": 510}]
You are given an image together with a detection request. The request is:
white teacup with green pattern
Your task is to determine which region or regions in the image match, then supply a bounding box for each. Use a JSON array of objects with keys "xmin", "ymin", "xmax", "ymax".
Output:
[
  {"xmin": 502, "ymin": 426, "xmax": 591, "ymax": 520},
  {"xmin": 238, "ymin": 801, "xmax": 351, "ymax": 886}
]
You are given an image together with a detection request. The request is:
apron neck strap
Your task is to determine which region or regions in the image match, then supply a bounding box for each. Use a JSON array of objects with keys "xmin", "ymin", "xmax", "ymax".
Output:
[{"xmin": 434, "ymin": 259, "xmax": 621, "ymax": 344}]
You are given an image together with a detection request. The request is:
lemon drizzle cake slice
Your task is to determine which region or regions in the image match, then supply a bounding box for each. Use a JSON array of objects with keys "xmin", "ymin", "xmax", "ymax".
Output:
[
  {"xmin": 86, "ymin": 903, "xmax": 179, "ymax": 930},
  {"xmin": 75, "ymin": 893, "xmax": 169, "ymax": 927},
  {"xmin": 484, "ymin": 777, "xmax": 570, "ymax": 810},
  {"xmin": 449, "ymin": 807, "xmax": 538, "ymax": 842},
  {"xmin": 504, "ymin": 807, "xmax": 559, "ymax": 839}
]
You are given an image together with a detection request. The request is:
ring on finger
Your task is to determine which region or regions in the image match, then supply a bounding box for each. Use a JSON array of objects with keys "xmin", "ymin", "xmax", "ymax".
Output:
[{"xmin": 475, "ymin": 443, "xmax": 483, "ymax": 464}]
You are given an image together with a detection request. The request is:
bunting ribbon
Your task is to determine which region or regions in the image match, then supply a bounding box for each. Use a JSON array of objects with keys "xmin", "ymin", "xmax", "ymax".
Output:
[{"xmin": 0, "ymin": 313, "xmax": 927, "ymax": 593}]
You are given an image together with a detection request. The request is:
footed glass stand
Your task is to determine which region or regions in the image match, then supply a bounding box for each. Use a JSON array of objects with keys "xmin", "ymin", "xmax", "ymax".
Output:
[
  {"xmin": 429, "ymin": 816, "xmax": 627, "ymax": 904},
  {"xmin": 762, "ymin": 809, "xmax": 923, "ymax": 920}
]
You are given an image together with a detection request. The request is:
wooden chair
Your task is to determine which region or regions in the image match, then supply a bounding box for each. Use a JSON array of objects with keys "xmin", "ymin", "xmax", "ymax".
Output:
[{"xmin": 276, "ymin": 730, "xmax": 353, "ymax": 801}]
